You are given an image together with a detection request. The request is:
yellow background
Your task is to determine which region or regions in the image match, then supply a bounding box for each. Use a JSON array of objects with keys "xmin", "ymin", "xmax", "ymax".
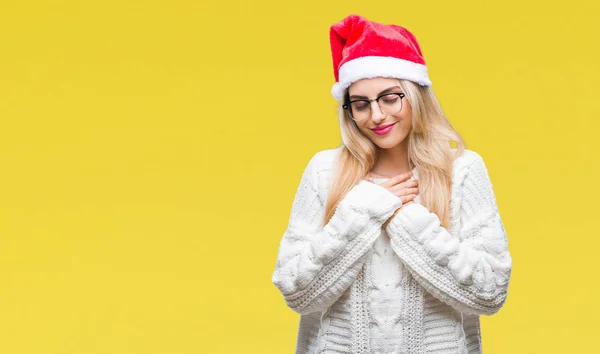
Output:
[{"xmin": 1, "ymin": 1, "xmax": 598, "ymax": 353}]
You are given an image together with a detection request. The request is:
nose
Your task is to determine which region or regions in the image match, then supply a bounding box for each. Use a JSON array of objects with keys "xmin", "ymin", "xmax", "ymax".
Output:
[{"xmin": 370, "ymin": 101, "xmax": 386, "ymax": 123}]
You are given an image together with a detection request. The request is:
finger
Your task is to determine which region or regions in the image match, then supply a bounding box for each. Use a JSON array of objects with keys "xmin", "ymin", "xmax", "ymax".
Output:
[
  {"xmin": 395, "ymin": 188, "xmax": 418, "ymax": 198},
  {"xmin": 404, "ymin": 187, "xmax": 419, "ymax": 196},
  {"xmin": 383, "ymin": 171, "xmax": 412, "ymax": 187},
  {"xmin": 388, "ymin": 184, "xmax": 405, "ymax": 195},
  {"xmin": 399, "ymin": 180, "xmax": 418, "ymax": 189},
  {"xmin": 390, "ymin": 185, "xmax": 418, "ymax": 196},
  {"xmin": 393, "ymin": 172, "xmax": 412, "ymax": 183},
  {"xmin": 400, "ymin": 194, "xmax": 417, "ymax": 204}
]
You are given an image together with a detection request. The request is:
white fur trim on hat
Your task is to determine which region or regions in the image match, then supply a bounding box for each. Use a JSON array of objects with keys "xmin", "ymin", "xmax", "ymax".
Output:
[{"xmin": 331, "ymin": 56, "xmax": 432, "ymax": 100}]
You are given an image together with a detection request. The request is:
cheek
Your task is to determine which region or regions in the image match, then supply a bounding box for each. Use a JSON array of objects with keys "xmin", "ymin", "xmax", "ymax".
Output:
[
  {"xmin": 355, "ymin": 123, "xmax": 370, "ymax": 135},
  {"xmin": 402, "ymin": 116, "xmax": 412, "ymax": 128},
  {"xmin": 398, "ymin": 109, "xmax": 412, "ymax": 127},
  {"xmin": 392, "ymin": 116, "xmax": 412, "ymax": 137}
]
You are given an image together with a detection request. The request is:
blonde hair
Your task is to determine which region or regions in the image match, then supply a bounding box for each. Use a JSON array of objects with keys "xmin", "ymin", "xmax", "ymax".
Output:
[{"xmin": 323, "ymin": 79, "xmax": 465, "ymax": 229}]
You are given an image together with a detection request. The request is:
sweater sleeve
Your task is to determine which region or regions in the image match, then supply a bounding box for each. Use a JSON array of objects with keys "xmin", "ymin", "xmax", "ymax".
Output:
[
  {"xmin": 271, "ymin": 152, "xmax": 403, "ymax": 315},
  {"xmin": 384, "ymin": 155, "xmax": 512, "ymax": 316}
]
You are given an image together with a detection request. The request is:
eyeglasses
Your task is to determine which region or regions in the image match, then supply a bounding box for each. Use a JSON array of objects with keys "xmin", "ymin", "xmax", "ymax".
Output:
[{"xmin": 343, "ymin": 92, "xmax": 406, "ymax": 122}]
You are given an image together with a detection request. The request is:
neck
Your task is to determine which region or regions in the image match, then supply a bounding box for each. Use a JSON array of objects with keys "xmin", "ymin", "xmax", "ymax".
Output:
[{"xmin": 370, "ymin": 139, "xmax": 412, "ymax": 178}]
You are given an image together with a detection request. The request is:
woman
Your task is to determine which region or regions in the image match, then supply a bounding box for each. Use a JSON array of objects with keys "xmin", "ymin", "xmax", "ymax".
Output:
[{"xmin": 271, "ymin": 14, "xmax": 512, "ymax": 354}]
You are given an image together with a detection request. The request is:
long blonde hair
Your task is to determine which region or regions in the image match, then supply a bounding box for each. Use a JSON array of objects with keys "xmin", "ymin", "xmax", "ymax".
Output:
[{"xmin": 323, "ymin": 79, "xmax": 465, "ymax": 229}]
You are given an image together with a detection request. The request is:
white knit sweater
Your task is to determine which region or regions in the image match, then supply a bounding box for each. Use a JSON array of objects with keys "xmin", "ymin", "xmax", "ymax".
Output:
[{"xmin": 271, "ymin": 146, "xmax": 512, "ymax": 354}]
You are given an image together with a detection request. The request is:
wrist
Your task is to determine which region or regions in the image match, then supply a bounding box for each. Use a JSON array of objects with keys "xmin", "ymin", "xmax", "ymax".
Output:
[{"xmin": 384, "ymin": 207, "xmax": 401, "ymax": 228}]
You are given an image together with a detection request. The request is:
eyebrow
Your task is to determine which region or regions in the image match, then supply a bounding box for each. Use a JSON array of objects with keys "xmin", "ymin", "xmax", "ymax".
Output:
[{"xmin": 349, "ymin": 86, "xmax": 403, "ymax": 100}]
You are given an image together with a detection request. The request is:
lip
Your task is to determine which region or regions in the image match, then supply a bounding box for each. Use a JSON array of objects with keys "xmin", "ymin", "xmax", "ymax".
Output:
[{"xmin": 371, "ymin": 122, "xmax": 397, "ymax": 135}]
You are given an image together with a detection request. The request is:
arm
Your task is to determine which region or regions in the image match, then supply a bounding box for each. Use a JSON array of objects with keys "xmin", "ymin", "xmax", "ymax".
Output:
[
  {"xmin": 385, "ymin": 155, "xmax": 512, "ymax": 316},
  {"xmin": 271, "ymin": 152, "xmax": 402, "ymax": 315}
]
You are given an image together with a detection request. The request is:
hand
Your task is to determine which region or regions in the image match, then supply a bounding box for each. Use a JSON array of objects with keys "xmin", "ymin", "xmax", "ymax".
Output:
[
  {"xmin": 364, "ymin": 171, "xmax": 419, "ymax": 228},
  {"xmin": 383, "ymin": 200, "xmax": 416, "ymax": 228},
  {"xmin": 367, "ymin": 170, "xmax": 419, "ymax": 204}
]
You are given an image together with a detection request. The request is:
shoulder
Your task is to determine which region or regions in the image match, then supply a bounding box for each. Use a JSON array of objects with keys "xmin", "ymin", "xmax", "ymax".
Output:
[
  {"xmin": 452, "ymin": 148, "xmax": 485, "ymax": 171},
  {"xmin": 451, "ymin": 148, "xmax": 492, "ymax": 183},
  {"xmin": 451, "ymin": 148, "xmax": 496, "ymax": 199},
  {"xmin": 313, "ymin": 145, "xmax": 343, "ymax": 168},
  {"xmin": 306, "ymin": 145, "xmax": 343, "ymax": 174},
  {"xmin": 299, "ymin": 146, "xmax": 343, "ymax": 203}
]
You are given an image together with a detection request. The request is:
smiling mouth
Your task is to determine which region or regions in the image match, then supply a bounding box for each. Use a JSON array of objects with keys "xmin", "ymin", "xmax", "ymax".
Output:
[{"xmin": 371, "ymin": 123, "xmax": 396, "ymax": 131}]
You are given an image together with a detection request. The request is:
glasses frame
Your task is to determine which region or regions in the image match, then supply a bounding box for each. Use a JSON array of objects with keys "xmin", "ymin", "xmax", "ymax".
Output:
[{"xmin": 343, "ymin": 92, "xmax": 406, "ymax": 122}]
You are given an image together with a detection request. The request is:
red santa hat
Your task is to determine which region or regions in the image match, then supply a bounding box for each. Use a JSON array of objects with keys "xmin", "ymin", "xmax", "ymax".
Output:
[{"xmin": 330, "ymin": 14, "xmax": 432, "ymax": 100}]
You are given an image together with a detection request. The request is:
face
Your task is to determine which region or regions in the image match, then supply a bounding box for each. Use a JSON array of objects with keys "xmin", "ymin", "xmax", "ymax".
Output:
[{"xmin": 347, "ymin": 77, "xmax": 412, "ymax": 150}]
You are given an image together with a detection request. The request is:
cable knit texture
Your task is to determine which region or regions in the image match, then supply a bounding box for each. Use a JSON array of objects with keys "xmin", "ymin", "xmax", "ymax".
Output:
[{"xmin": 272, "ymin": 146, "xmax": 512, "ymax": 353}]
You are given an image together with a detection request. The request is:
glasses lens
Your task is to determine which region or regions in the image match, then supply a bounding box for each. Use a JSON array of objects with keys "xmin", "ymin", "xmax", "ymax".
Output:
[
  {"xmin": 349, "ymin": 100, "xmax": 370, "ymax": 121},
  {"xmin": 378, "ymin": 93, "xmax": 403, "ymax": 115}
]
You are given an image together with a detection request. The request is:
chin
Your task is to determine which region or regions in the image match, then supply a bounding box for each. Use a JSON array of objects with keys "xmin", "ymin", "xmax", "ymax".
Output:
[
  {"xmin": 374, "ymin": 141, "xmax": 404, "ymax": 149},
  {"xmin": 371, "ymin": 133, "xmax": 409, "ymax": 149}
]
